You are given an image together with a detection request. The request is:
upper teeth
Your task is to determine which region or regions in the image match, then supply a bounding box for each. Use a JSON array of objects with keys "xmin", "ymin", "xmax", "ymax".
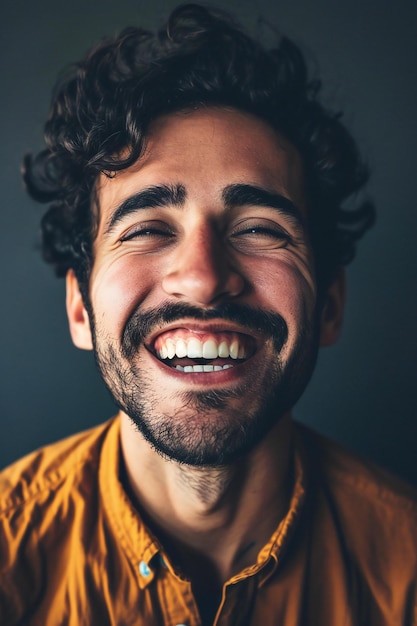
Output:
[{"xmin": 156, "ymin": 336, "xmax": 247, "ymax": 360}]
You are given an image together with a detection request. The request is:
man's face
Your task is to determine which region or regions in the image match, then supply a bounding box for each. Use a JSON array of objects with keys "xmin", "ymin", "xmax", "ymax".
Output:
[{"xmin": 69, "ymin": 107, "xmax": 327, "ymax": 466}]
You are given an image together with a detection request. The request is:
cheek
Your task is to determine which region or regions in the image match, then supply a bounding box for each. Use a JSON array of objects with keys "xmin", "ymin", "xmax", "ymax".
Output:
[
  {"xmin": 90, "ymin": 256, "xmax": 158, "ymax": 336},
  {"xmin": 249, "ymin": 261, "xmax": 317, "ymax": 327}
]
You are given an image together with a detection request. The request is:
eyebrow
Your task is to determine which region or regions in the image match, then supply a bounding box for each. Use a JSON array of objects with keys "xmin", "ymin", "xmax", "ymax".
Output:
[
  {"xmin": 105, "ymin": 183, "xmax": 186, "ymax": 234},
  {"xmin": 105, "ymin": 181, "xmax": 304, "ymax": 234},
  {"xmin": 222, "ymin": 184, "xmax": 304, "ymax": 229}
]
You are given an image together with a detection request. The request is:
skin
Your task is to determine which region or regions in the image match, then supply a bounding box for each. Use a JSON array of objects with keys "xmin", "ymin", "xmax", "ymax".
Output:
[{"xmin": 66, "ymin": 107, "xmax": 345, "ymax": 620}]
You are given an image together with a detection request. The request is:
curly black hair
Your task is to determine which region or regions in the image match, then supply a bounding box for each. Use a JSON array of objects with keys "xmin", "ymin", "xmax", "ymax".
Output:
[{"xmin": 23, "ymin": 3, "xmax": 375, "ymax": 302}]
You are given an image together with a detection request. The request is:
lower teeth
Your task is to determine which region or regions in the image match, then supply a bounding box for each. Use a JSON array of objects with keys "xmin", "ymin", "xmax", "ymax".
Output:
[{"xmin": 175, "ymin": 364, "xmax": 234, "ymax": 373}]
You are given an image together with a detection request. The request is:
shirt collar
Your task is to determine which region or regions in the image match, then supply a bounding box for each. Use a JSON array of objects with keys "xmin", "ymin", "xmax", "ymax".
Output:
[{"xmin": 100, "ymin": 415, "xmax": 309, "ymax": 588}]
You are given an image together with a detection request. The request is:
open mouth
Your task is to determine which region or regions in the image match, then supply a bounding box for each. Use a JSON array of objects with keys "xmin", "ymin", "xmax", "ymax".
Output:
[{"xmin": 151, "ymin": 330, "xmax": 256, "ymax": 373}]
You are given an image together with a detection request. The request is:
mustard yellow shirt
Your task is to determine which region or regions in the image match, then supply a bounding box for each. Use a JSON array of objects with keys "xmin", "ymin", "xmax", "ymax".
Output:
[{"xmin": 1, "ymin": 416, "xmax": 416, "ymax": 626}]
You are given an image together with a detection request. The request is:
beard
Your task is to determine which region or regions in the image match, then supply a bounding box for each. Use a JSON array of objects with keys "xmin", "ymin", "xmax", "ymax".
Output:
[{"xmin": 90, "ymin": 302, "xmax": 320, "ymax": 467}]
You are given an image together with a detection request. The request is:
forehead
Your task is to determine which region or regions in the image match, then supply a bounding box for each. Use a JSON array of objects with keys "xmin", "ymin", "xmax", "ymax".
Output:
[{"xmin": 96, "ymin": 107, "xmax": 306, "ymax": 219}]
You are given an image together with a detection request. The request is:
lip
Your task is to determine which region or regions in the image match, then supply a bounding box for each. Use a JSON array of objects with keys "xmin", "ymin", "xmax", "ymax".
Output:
[
  {"xmin": 145, "ymin": 342, "xmax": 263, "ymax": 385},
  {"xmin": 141, "ymin": 319, "xmax": 267, "ymax": 387}
]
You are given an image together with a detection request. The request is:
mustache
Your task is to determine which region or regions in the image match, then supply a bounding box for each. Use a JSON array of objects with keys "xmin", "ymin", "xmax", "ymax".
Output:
[{"xmin": 121, "ymin": 301, "xmax": 288, "ymax": 359}]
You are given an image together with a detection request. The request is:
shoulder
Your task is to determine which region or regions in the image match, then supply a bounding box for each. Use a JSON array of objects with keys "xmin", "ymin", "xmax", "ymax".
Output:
[
  {"xmin": 296, "ymin": 422, "xmax": 417, "ymax": 513},
  {"xmin": 293, "ymin": 424, "xmax": 417, "ymax": 622},
  {"xmin": 0, "ymin": 418, "xmax": 117, "ymax": 518},
  {"xmin": 295, "ymin": 422, "xmax": 417, "ymax": 568},
  {"xmin": 0, "ymin": 418, "xmax": 120, "ymax": 623}
]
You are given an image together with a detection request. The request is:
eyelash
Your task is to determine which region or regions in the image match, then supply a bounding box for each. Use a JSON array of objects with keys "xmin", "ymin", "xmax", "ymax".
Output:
[
  {"xmin": 230, "ymin": 223, "xmax": 292, "ymax": 245},
  {"xmin": 120, "ymin": 225, "xmax": 174, "ymax": 242},
  {"xmin": 232, "ymin": 224, "xmax": 289, "ymax": 238},
  {"xmin": 119, "ymin": 220, "xmax": 293, "ymax": 251}
]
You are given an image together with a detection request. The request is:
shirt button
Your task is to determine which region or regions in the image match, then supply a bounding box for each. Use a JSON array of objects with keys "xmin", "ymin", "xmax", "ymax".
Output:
[{"xmin": 139, "ymin": 561, "xmax": 152, "ymax": 578}]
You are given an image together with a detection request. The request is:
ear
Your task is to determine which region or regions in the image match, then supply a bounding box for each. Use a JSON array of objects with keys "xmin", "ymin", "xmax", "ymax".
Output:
[
  {"xmin": 319, "ymin": 268, "xmax": 346, "ymax": 347},
  {"xmin": 66, "ymin": 270, "xmax": 93, "ymax": 350}
]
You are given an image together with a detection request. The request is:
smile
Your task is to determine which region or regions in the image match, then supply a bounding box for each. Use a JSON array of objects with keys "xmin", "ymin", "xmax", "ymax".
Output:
[{"xmin": 152, "ymin": 330, "xmax": 256, "ymax": 373}]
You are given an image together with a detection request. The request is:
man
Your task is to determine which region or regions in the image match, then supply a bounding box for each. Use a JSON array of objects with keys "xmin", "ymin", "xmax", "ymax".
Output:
[{"xmin": 1, "ymin": 4, "xmax": 416, "ymax": 625}]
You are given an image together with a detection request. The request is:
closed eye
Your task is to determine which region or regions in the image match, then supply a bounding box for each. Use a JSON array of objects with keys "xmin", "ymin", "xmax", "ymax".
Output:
[
  {"xmin": 229, "ymin": 219, "xmax": 292, "ymax": 252},
  {"xmin": 119, "ymin": 221, "xmax": 175, "ymax": 249}
]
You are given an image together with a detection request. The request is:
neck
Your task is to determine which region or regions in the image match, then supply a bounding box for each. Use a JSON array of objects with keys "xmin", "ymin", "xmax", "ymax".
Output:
[{"xmin": 120, "ymin": 412, "xmax": 294, "ymax": 584}]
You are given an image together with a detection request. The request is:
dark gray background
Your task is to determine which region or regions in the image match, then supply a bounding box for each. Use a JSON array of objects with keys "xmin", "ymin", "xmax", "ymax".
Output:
[{"xmin": 1, "ymin": 0, "xmax": 416, "ymax": 483}]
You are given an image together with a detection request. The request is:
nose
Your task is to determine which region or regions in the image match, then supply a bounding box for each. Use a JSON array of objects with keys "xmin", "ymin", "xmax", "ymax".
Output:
[{"xmin": 161, "ymin": 224, "xmax": 245, "ymax": 306}]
